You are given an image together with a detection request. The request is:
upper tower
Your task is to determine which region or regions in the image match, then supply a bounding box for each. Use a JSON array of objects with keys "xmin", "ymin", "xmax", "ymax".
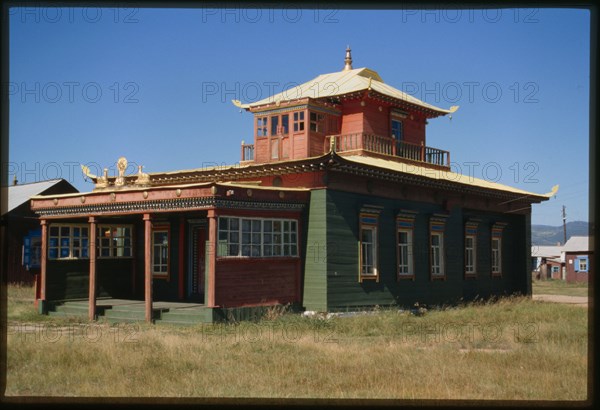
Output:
[{"xmin": 235, "ymin": 48, "xmax": 458, "ymax": 168}]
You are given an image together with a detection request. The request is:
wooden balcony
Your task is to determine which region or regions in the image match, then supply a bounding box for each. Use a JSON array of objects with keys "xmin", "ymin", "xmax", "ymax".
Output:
[
  {"xmin": 324, "ymin": 133, "xmax": 450, "ymax": 168},
  {"xmin": 240, "ymin": 141, "xmax": 254, "ymax": 162}
]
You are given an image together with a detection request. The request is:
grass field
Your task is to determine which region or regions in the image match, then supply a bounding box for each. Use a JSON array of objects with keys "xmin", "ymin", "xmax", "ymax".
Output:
[
  {"xmin": 5, "ymin": 283, "xmax": 589, "ymax": 400},
  {"xmin": 532, "ymin": 279, "xmax": 589, "ymax": 297}
]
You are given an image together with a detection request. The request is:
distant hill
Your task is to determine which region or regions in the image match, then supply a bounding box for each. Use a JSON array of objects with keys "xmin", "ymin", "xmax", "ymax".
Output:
[{"xmin": 532, "ymin": 221, "xmax": 590, "ymax": 246}]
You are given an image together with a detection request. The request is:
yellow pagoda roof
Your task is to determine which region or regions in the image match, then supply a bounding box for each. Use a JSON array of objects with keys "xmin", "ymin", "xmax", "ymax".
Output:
[
  {"xmin": 339, "ymin": 154, "xmax": 558, "ymax": 201},
  {"xmin": 234, "ymin": 66, "xmax": 458, "ymax": 117}
]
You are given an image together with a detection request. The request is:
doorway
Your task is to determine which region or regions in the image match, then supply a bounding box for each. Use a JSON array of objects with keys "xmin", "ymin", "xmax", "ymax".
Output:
[{"xmin": 187, "ymin": 221, "xmax": 206, "ymax": 303}]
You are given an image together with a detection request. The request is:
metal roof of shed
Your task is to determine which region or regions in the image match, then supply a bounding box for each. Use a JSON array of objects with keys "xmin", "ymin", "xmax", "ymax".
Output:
[
  {"xmin": 563, "ymin": 236, "xmax": 591, "ymax": 252},
  {"xmin": 5, "ymin": 179, "xmax": 72, "ymax": 214}
]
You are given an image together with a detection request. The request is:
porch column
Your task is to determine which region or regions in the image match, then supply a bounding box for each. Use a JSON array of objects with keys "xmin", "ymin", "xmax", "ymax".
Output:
[
  {"xmin": 88, "ymin": 216, "xmax": 97, "ymax": 321},
  {"xmin": 207, "ymin": 209, "xmax": 217, "ymax": 307},
  {"xmin": 39, "ymin": 219, "xmax": 48, "ymax": 311},
  {"xmin": 143, "ymin": 213, "xmax": 153, "ymax": 322}
]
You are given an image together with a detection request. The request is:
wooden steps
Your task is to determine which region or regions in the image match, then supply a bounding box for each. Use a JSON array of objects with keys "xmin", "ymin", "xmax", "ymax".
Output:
[
  {"xmin": 157, "ymin": 307, "xmax": 214, "ymax": 326},
  {"xmin": 44, "ymin": 300, "xmax": 286, "ymax": 324}
]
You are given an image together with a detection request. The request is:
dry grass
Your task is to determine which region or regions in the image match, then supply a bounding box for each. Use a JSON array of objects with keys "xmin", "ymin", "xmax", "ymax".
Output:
[
  {"xmin": 5, "ymin": 285, "xmax": 589, "ymax": 400},
  {"xmin": 532, "ymin": 279, "xmax": 589, "ymax": 297}
]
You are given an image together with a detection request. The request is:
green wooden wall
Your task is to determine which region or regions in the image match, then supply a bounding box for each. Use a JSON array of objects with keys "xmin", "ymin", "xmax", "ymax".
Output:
[
  {"xmin": 46, "ymin": 258, "xmax": 133, "ymax": 301},
  {"xmin": 302, "ymin": 189, "xmax": 530, "ymax": 311},
  {"xmin": 302, "ymin": 189, "xmax": 328, "ymax": 311}
]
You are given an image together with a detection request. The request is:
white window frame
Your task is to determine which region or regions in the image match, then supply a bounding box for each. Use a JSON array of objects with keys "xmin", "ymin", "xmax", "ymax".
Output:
[
  {"xmin": 465, "ymin": 234, "xmax": 477, "ymax": 276},
  {"xmin": 217, "ymin": 216, "xmax": 298, "ymax": 258},
  {"xmin": 152, "ymin": 226, "xmax": 170, "ymax": 278},
  {"xmin": 430, "ymin": 232, "xmax": 445, "ymax": 278},
  {"xmin": 491, "ymin": 237, "xmax": 502, "ymax": 276},
  {"xmin": 360, "ymin": 225, "xmax": 378, "ymax": 278},
  {"xmin": 48, "ymin": 224, "xmax": 89, "ymax": 260},
  {"xmin": 397, "ymin": 228, "xmax": 414, "ymax": 278}
]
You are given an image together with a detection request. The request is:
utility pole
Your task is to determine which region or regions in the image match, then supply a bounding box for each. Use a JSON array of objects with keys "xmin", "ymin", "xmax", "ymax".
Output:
[{"xmin": 562, "ymin": 205, "xmax": 567, "ymax": 245}]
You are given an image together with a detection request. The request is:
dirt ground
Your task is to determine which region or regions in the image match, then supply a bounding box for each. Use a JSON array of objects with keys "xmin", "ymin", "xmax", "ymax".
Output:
[{"xmin": 532, "ymin": 294, "xmax": 588, "ymax": 307}]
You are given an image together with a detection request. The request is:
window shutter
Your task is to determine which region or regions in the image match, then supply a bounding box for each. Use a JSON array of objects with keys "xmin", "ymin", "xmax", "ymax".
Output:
[{"xmin": 574, "ymin": 257, "xmax": 580, "ymax": 272}]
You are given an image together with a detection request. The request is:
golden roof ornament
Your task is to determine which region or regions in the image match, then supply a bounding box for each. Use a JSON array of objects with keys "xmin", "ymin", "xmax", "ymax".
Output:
[
  {"xmin": 115, "ymin": 157, "xmax": 128, "ymax": 187},
  {"xmin": 343, "ymin": 46, "xmax": 353, "ymax": 71},
  {"xmin": 135, "ymin": 165, "xmax": 151, "ymax": 186},
  {"xmin": 96, "ymin": 168, "xmax": 109, "ymax": 189}
]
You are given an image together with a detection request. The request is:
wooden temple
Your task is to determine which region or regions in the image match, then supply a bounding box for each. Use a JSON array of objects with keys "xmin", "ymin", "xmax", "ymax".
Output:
[{"xmin": 30, "ymin": 48, "xmax": 556, "ymax": 322}]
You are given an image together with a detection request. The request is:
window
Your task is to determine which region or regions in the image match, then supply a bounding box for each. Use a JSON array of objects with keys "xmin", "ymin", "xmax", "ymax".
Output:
[
  {"xmin": 491, "ymin": 223, "xmax": 506, "ymax": 277},
  {"xmin": 575, "ymin": 256, "xmax": 589, "ymax": 272},
  {"xmin": 430, "ymin": 216, "xmax": 447, "ymax": 279},
  {"xmin": 397, "ymin": 230, "xmax": 413, "ymax": 276},
  {"xmin": 98, "ymin": 225, "xmax": 133, "ymax": 258},
  {"xmin": 256, "ymin": 116, "xmax": 267, "ymax": 137},
  {"xmin": 23, "ymin": 229, "xmax": 42, "ymax": 268},
  {"xmin": 464, "ymin": 220, "xmax": 479, "ymax": 278},
  {"xmin": 309, "ymin": 112, "xmax": 325, "ymax": 133},
  {"xmin": 396, "ymin": 212, "xmax": 416, "ymax": 280},
  {"xmin": 269, "ymin": 114, "xmax": 289, "ymax": 136},
  {"xmin": 360, "ymin": 226, "xmax": 377, "ymax": 277},
  {"xmin": 281, "ymin": 114, "xmax": 289, "ymax": 134},
  {"xmin": 217, "ymin": 217, "xmax": 298, "ymax": 258},
  {"xmin": 551, "ymin": 266, "xmax": 560, "ymax": 273},
  {"xmin": 491, "ymin": 238, "xmax": 502, "ymax": 275},
  {"xmin": 293, "ymin": 111, "xmax": 305, "ymax": 132},
  {"xmin": 431, "ymin": 232, "xmax": 444, "ymax": 277},
  {"xmin": 152, "ymin": 227, "xmax": 169, "ymax": 278},
  {"xmin": 241, "ymin": 218, "xmax": 262, "ymax": 257},
  {"xmin": 359, "ymin": 212, "xmax": 379, "ymax": 281},
  {"xmin": 48, "ymin": 224, "xmax": 89, "ymax": 260},
  {"xmin": 218, "ymin": 217, "xmax": 240, "ymax": 256},
  {"xmin": 465, "ymin": 235, "xmax": 476, "ymax": 276},
  {"xmin": 391, "ymin": 119, "xmax": 403, "ymax": 141}
]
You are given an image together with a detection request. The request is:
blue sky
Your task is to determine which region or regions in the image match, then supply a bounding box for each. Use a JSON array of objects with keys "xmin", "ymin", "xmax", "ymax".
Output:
[{"xmin": 8, "ymin": 7, "xmax": 590, "ymax": 225}]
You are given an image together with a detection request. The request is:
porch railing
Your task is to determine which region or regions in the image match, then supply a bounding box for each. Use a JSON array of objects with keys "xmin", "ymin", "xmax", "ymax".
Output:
[
  {"xmin": 325, "ymin": 133, "xmax": 450, "ymax": 168},
  {"xmin": 240, "ymin": 141, "xmax": 254, "ymax": 162}
]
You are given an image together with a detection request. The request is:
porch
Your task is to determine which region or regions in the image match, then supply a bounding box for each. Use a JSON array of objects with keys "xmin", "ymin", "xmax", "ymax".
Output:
[
  {"xmin": 46, "ymin": 298, "xmax": 287, "ymax": 324},
  {"xmin": 31, "ymin": 181, "xmax": 308, "ymax": 323},
  {"xmin": 240, "ymin": 133, "xmax": 450, "ymax": 168},
  {"xmin": 325, "ymin": 133, "xmax": 450, "ymax": 168}
]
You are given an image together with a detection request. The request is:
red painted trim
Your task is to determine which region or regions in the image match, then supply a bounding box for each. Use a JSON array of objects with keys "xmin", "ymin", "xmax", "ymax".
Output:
[
  {"xmin": 143, "ymin": 214, "xmax": 153, "ymax": 322},
  {"xmin": 88, "ymin": 216, "xmax": 97, "ymax": 321},
  {"xmin": 207, "ymin": 209, "xmax": 217, "ymax": 307},
  {"xmin": 178, "ymin": 217, "xmax": 185, "ymax": 300}
]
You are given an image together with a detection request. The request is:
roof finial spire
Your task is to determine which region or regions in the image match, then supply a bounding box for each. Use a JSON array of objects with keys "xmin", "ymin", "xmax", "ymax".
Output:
[{"xmin": 343, "ymin": 45, "xmax": 353, "ymax": 71}]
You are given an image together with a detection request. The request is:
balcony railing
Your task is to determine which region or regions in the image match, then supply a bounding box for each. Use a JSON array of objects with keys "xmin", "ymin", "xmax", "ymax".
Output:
[
  {"xmin": 241, "ymin": 141, "xmax": 254, "ymax": 162},
  {"xmin": 325, "ymin": 133, "xmax": 450, "ymax": 168}
]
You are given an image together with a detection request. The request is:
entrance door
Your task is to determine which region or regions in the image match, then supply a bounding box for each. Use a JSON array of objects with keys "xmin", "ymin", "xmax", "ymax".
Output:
[
  {"xmin": 391, "ymin": 119, "xmax": 403, "ymax": 156},
  {"xmin": 187, "ymin": 222, "xmax": 206, "ymax": 302}
]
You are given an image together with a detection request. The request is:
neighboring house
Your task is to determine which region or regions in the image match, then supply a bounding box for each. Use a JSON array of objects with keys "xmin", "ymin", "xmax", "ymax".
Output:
[
  {"xmin": 562, "ymin": 236, "xmax": 592, "ymax": 283},
  {"xmin": 29, "ymin": 49, "xmax": 555, "ymax": 323},
  {"xmin": 2, "ymin": 178, "xmax": 78, "ymax": 284},
  {"xmin": 531, "ymin": 245, "xmax": 564, "ymax": 280}
]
